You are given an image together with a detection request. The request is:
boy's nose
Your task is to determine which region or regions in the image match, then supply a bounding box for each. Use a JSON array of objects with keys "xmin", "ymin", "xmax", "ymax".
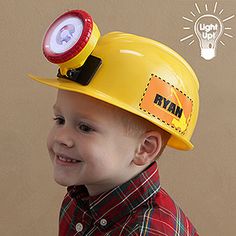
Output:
[{"xmin": 54, "ymin": 128, "xmax": 74, "ymax": 148}]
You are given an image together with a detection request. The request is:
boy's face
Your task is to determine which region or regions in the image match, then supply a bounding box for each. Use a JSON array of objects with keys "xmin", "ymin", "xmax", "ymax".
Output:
[{"xmin": 47, "ymin": 90, "xmax": 139, "ymax": 195}]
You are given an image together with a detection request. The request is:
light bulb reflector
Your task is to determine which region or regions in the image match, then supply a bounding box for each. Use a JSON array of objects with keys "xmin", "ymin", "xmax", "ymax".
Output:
[{"xmin": 48, "ymin": 17, "xmax": 83, "ymax": 54}]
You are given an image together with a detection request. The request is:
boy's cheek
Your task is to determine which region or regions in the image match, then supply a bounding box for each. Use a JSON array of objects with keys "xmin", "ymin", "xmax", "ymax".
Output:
[{"xmin": 46, "ymin": 130, "xmax": 54, "ymax": 154}]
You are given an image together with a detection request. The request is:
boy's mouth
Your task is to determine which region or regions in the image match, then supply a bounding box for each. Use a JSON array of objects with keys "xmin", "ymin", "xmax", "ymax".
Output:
[{"xmin": 56, "ymin": 154, "xmax": 81, "ymax": 164}]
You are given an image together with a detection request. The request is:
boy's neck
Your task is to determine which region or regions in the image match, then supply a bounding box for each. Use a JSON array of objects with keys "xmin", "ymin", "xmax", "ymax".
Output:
[{"xmin": 85, "ymin": 163, "xmax": 149, "ymax": 196}]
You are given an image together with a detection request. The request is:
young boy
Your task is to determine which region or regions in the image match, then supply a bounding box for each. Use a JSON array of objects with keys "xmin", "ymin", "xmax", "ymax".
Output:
[{"xmin": 30, "ymin": 10, "xmax": 199, "ymax": 236}]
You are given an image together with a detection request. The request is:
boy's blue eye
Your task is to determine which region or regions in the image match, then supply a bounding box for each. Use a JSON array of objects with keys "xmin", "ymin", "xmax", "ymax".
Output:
[
  {"xmin": 52, "ymin": 117, "xmax": 94, "ymax": 133},
  {"xmin": 79, "ymin": 123, "xmax": 94, "ymax": 133},
  {"xmin": 53, "ymin": 117, "xmax": 65, "ymax": 125}
]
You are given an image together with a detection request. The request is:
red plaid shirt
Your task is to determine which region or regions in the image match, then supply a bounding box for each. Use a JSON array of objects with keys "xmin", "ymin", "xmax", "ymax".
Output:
[{"xmin": 59, "ymin": 162, "xmax": 199, "ymax": 235}]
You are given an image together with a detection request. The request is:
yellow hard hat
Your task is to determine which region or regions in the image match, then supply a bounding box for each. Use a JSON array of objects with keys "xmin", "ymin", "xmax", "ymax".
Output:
[{"xmin": 29, "ymin": 10, "xmax": 199, "ymax": 151}]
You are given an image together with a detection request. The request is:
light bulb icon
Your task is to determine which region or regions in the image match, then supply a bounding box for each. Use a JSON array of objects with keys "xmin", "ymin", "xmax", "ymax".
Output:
[
  {"xmin": 180, "ymin": 2, "xmax": 235, "ymax": 61},
  {"xmin": 194, "ymin": 14, "xmax": 223, "ymax": 60}
]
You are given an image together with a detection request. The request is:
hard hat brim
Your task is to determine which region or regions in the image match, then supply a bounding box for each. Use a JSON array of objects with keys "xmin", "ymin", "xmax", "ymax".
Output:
[{"xmin": 28, "ymin": 74, "xmax": 194, "ymax": 151}]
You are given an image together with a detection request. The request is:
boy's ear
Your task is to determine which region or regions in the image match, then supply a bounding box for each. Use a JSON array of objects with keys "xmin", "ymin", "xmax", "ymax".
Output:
[{"xmin": 133, "ymin": 131, "xmax": 162, "ymax": 166}]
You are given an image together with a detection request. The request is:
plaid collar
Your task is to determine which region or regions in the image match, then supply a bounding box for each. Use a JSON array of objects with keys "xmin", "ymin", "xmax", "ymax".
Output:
[{"xmin": 67, "ymin": 161, "xmax": 160, "ymax": 229}]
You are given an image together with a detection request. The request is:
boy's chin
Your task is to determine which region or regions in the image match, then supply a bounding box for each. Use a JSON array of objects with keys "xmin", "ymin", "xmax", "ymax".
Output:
[
  {"xmin": 54, "ymin": 178, "xmax": 68, "ymax": 187},
  {"xmin": 53, "ymin": 174, "xmax": 77, "ymax": 187}
]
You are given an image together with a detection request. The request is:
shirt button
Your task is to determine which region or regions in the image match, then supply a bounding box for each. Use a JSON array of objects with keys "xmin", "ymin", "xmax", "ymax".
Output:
[
  {"xmin": 100, "ymin": 218, "xmax": 107, "ymax": 227},
  {"xmin": 75, "ymin": 222, "xmax": 83, "ymax": 232}
]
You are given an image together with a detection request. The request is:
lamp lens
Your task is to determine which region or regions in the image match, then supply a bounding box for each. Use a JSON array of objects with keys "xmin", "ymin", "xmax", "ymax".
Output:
[{"xmin": 45, "ymin": 16, "xmax": 83, "ymax": 54}]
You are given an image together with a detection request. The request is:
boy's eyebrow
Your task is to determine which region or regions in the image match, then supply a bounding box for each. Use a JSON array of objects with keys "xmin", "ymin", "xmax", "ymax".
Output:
[
  {"xmin": 52, "ymin": 104, "xmax": 101, "ymax": 125},
  {"xmin": 52, "ymin": 104, "xmax": 94, "ymax": 120}
]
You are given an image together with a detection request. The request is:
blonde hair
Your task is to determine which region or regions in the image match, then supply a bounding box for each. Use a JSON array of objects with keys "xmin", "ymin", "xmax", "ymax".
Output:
[{"xmin": 112, "ymin": 106, "xmax": 171, "ymax": 159}]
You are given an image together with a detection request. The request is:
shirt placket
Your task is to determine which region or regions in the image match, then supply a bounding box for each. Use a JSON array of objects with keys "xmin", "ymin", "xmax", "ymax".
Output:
[{"xmin": 73, "ymin": 197, "xmax": 95, "ymax": 235}]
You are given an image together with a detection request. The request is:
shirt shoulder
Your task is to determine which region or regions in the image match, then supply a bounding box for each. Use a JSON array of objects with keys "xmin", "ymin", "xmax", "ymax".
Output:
[{"xmin": 132, "ymin": 188, "xmax": 199, "ymax": 236}]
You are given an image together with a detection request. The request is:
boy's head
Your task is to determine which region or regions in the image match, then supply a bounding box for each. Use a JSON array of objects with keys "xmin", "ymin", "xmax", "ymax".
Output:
[
  {"xmin": 47, "ymin": 89, "xmax": 170, "ymax": 196},
  {"xmin": 29, "ymin": 10, "xmax": 199, "ymax": 195}
]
